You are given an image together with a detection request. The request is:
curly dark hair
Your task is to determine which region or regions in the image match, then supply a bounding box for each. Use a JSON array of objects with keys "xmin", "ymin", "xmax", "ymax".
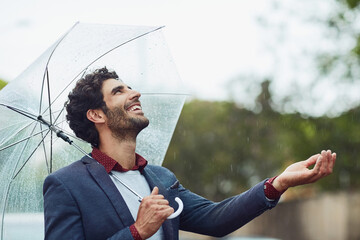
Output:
[{"xmin": 66, "ymin": 67, "xmax": 119, "ymax": 147}]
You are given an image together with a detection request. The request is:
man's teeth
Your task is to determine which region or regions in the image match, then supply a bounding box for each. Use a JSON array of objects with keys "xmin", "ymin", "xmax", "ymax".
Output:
[{"xmin": 129, "ymin": 105, "xmax": 142, "ymax": 111}]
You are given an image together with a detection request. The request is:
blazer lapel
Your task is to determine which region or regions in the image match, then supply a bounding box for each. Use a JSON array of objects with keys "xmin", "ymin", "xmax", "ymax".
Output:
[
  {"xmin": 143, "ymin": 167, "xmax": 175, "ymax": 239},
  {"xmin": 143, "ymin": 168, "xmax": 169, "ymax": 199},
  {"xmin": 82, "ymin": 156, "xmax": 134, "ymax": 227}
]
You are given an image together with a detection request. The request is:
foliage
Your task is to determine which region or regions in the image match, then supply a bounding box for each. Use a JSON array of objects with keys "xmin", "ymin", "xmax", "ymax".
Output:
[
  {"xmin": 317, "ymin": 0, "xmax": 360, "ymax": 81},
  {"xmin": 253, "ymin": 1, "xmax": 360, "ymax": 116},
  {"xmin": 163, "ymin": 81, "xmax": 360, "ymax": 201},
  {"xmin": 0, "ymin": 79, "xmax": 7, "ymax": 90}
]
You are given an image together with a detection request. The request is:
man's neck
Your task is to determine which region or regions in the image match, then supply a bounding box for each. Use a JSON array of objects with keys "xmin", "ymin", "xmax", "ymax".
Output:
[{"xmin": 98, "ymin": 138, "xmax": 137, "ymax": 170}]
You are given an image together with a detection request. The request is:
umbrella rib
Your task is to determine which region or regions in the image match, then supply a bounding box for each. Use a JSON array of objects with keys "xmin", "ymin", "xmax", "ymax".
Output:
[
  {"xmin": 51, "ymin": 103, "xmax": 83, "ymax": 143},
  {"xmin": 0, "ymin": 119, "xmax": 35, "ymax": 140},
  {"xmin": 45, "ymin": 68, "xmax": 54, "ymax": 173},
  {"xmin": 0, "ymin": 103, "xmax": 72, "ymax": 152},
  {"xmin": 39, "ymin": 22, "xmax": 80, "ymax": 115},
  {"xmin": 0, "ymin": 119, "xmax": 33, "ymax": 132},
  {"xmin": 50, "ymin": 128, "xmax": 53, "ymax": 173},
  {"xmin": 0, "ymin": 185, "xmax": 13, "ymax": 240},
  {"xmin": 57, "ymin": 128, "xmax": 87, "ymax": 143},
  {"xmin": 0, "ymin": 128, "xmax": 47, "ymax": 152},
  {"xmin": 52, "ymin": 104, "xmax": 66, "ymax": 126},
  {"xmin": 48, "ymin": 104, "xmax": 84, "ymax": 147},
  {"xmin": 50, "ymin": 110, "xmax": 91, "ymax": 144},
  {"xmin": 51, "ymin": 113, "xmax": 89, "ymax": 144},
  {"xmin": 46, "ymin": 69, "xmax": 53, "ymax": 124},
  {"xmin": 12, "ymin": 128, "xmax": 52, "ymax": 179},
  {"xmin": 0, "ymin": 103, "xmax": 38, "ymax": 121},
  {"xmin": 40, "ymin": 108, "xmax": 66, "ymax": 131},
  {"xmin": 41, "ymin": 69, "xmax": 87, "ymax": 117},
  {"xmin": 39, "ymin": 120, "xmax": 51, "ymax": 174},
  {"xmin": 46, "ymin": 26, "xmax": 165, "ymax": 113},
  {"xmin": 42, "ymin": 113, "xmax": 64, "ymax": 173},
  {"xmin": 38, "ymin": 67, "xmax": 53, "ymax": 173},
  {"xmin": 43, "ymin": 108, "xmax": 63, "ymax": 117},
  {"xmin": 53, "ymin": 121, "xmax": 88, "ymax": 144},
  {"xmin": 75, "ymin": 25, "xmax": 165, "ymax": 77},
  {"xmin": 0, "ymin": 120, "xmax": 41, "ymax": 240}
]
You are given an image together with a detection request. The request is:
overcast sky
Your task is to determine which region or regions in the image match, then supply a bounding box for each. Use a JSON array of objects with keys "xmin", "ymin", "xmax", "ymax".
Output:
[
  {"xmin": 1, "ymin": 0, "xmax": 357, "ymax": 116},
  {"xmin": 0, "ymin": 0, "xmax": 270, "ymax": 97}
]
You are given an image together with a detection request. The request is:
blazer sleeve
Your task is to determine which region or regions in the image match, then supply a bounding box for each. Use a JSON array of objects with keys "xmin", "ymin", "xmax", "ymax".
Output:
[
  {"xmin": 43, "ymin": 174, "xmax": 86, "ymax": 239},
  {"xmin": 43, "ymin": 174, "xmax": 134, "ymax": 240},
  {"xmin": 178, "ymin": 179, "xmax": 278, "ymax": 238}
]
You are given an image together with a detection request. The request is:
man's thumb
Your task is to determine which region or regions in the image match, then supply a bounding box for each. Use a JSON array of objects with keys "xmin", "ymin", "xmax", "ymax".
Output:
[{"xmin": 151, "ymin": 186, "xmax": 159, "ymax": 195}]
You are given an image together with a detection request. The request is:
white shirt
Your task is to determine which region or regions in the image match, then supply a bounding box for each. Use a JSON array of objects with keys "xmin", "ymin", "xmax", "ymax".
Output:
[{"xmin": 110, "ymin": 170, "xmax": 164, "ymax": 240}]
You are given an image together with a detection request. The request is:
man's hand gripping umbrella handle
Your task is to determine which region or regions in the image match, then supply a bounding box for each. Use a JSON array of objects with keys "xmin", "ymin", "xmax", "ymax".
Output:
[{"xmin": 109, "ymin": 172, "xmax": 184, "ymax": 219}]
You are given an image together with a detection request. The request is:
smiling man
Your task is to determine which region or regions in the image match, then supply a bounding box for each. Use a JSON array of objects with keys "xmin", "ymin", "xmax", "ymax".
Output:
[
  {"xmin": 43, "ymin": 67, "xmax": 336, "ymax": 240},
  {"xmin": 100, "ymin": 79, "xmax": 149, "ymax": 144}
]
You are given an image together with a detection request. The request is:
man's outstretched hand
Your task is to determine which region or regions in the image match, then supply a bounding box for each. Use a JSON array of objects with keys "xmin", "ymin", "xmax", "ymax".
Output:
[{"xmin": 272, "ymin": 150, "xmax": 336, "ymax": 192}]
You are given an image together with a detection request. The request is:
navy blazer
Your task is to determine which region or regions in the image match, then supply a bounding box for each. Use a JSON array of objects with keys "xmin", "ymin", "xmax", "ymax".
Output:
[{"xmin": 43, "ymin": 156, "xmax": 278, "ymax": 240}]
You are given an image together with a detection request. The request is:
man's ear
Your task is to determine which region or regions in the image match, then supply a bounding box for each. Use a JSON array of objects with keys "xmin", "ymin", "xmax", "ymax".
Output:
[{"xmin": 87, "ymin": 109, "xmax": 106, "ymax": 124}]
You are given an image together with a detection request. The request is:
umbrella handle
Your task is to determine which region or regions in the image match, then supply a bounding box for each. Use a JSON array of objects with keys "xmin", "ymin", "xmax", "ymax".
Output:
[{"xmin": 167, "ymin": 197, "xmax": 183, "ymax": 219}]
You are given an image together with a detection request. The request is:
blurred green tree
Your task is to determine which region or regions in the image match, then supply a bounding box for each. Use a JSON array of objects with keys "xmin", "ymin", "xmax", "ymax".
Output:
[
  {"xmin": 0, "ymin": 79, "xmax": 7, "ymax": 90},
  {"xmin": 164, "ymin": 81, "xmax": 292, "ymax": 201},
  {"xmin": 316, "ymin": 0, "xmax": 360, "ymax": 81},
  {"xmin": 164, "ymin": 79, "xmax": 360, "ymax": 201}
]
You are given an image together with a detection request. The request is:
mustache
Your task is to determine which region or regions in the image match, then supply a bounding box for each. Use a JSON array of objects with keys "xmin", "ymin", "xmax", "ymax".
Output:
[{"xmin": 124, "ymin": 100, "xmax": 141, "ymax": 111}]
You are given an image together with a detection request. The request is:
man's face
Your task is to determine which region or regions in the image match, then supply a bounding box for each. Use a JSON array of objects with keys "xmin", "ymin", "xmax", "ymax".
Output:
[{"xmin": 101, "ymin": 78, "xmax": 149, "ymax": 139}]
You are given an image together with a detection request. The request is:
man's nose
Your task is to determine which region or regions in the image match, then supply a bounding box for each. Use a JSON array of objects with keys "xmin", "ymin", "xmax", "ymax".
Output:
[{"xmin": 129, "ymin": 89, "xmax": 141, "ymax": 100}]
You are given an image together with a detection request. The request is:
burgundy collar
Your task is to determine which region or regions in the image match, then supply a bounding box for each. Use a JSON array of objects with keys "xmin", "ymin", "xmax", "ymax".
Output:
[{"xmin": 91, "ymin": 147, "xmax": 148, "ymax": 173}]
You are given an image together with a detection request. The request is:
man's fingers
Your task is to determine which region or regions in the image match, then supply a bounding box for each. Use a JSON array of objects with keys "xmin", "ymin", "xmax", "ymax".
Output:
[
  {"xmin": 153, "ymin": 203, "xmax": 173, "ymax": 213},
  {"xmin": 142, "ymin": 190, "xmax": 169, "ymax": 207},
  {"xmin": 304, "ymin": 154, "xmax": 320, "ymax": 168},
  {"xmin": 304, "ymin": 155, "xmax": 322, "ymax": 183},
  {"xmin": 142, "ymin": 187, "xmax": 167, "ymax": 205},
  {"xmin": 320, "ymin": 150, "xmax": 329, "ymax": 175},
  {"xmin": 280, "ymin": 150, "xmax": 336, "ymax": 187},
  {"xmin": 163, "ymin": 206, "xmax": 174, "ymax": 217},
  {"xmin": 139, "ymin": 197, "xmax": 174, "ymax": 220},
  {"xmin": 150, "ymin": 199, "xmax": 170, "ymax": 206},
  {"xmin": 311, "ymin": 155, "xmax": 323, "ymax": 175},
  {"xmin": 139, "ymin": 195, "xmax": 171, "ymax": 207},
  {"xmin": 309, "ymin": 150, "xmax": 336, "ymax": 182},
  {"xmin": 328, "ymin": 152, "xmax": 336, "ymax": 173},
  {"xmin": 323, "ymin": 150, "xmax": 336, "ymax": 174},
  {"xmin": 150, "ymin": 206, "xmax": 174, "ymax": 220},
  {"xmin": 151, "ymin": 186, "xmax": 159, "ymax": 195},
  {"xmin": 332, "ymin": 152, "xmax": 337, "ymax": 163}
]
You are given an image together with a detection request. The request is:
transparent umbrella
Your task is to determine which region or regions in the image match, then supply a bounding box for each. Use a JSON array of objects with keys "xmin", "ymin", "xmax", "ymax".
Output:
[{"xmin": 0, "ymin": 22, "xmax": 187, "ymax": 239}]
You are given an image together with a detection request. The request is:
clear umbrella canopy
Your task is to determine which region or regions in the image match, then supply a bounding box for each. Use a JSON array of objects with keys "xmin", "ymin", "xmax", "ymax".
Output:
[{"xmin": 0, "ymin": 22, "xmax": 187, "ymax": 239}]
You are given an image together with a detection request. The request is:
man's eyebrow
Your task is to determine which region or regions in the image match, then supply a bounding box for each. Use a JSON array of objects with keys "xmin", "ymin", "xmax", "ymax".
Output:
[{"xmin": 111, "ymin": 85, "xmax": 124, "ymax": 95}]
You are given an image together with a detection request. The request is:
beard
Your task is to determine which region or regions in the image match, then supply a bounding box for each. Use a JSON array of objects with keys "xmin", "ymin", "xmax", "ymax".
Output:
[{"xmin": 106, "ymin": 106, "xmax": 149, "ymax": 140}]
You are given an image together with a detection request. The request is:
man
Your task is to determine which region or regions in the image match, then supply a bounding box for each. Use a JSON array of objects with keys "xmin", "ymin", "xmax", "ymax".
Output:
[{"xmin": 43, "ymin": 67, "xmax": 336, "ymax": 240}]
